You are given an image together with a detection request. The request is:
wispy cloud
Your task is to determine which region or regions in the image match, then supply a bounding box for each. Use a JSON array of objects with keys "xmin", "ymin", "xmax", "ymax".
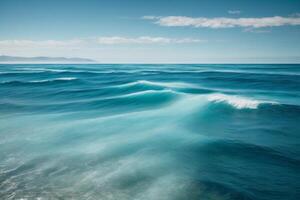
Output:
[
  {"xmin": 144, "ymin": 15, "xmax": 300, "ymax": 28},
  {"xmin": 228, "ymin": 10, "xmax": 241, "ymax": 15},
  {"xmin": 0, "ymin": 37, "xmax": 204, "ymax": 57},
  {"xmin": 243, "ymin": 28, "xmax": 271, "ymax": 33},
  {"xmin": 97, "ymin": 36, "xmax": 203, "ymax": 44},
  {"xmin": 0, "ymin": 37, "xmax": 203, "ymax": 50},
  {"xmin": 142, "ymin": 16, "xmax": 161, "ymax": 20}
]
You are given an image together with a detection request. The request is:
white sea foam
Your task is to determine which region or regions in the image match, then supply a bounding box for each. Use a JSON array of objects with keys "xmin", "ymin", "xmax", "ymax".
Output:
[{"xmin": 207, "ymin": 93, "xmax": 276, "ymax": 109}]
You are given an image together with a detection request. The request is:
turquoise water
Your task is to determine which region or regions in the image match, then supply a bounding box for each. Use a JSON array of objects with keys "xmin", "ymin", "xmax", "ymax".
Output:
[{"xmin": 0, "ymin": 64, "xmax": 299, "ymax": 200}]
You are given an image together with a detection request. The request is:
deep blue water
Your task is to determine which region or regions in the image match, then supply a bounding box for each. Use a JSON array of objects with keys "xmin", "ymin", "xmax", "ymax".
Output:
[{"xmin": 0, "ymin": 64, "xmax": 299, "ymax": 200}]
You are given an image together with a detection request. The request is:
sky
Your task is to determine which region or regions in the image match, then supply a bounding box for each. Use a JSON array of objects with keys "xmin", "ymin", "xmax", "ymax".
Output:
[{"xmin": 0, "ymin": 0, "xmax": 300, "ymax": 63}]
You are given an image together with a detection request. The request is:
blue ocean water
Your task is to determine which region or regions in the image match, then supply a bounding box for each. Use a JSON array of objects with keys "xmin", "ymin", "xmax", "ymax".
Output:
[{"xmin": 0, "ymin": 64, "xmax": 299, "ymax": 200}]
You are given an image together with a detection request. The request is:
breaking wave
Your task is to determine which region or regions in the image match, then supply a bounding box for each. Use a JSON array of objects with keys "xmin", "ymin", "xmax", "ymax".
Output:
[{"xmin": 207, "ymin": 93, "xmax": 277, "ymax": 109}]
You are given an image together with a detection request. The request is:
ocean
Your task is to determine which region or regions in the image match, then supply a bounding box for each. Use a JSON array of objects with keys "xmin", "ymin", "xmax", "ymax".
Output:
[{"xmin": 0, "ymin": 64, "xmax": 299, "ymax": 200}]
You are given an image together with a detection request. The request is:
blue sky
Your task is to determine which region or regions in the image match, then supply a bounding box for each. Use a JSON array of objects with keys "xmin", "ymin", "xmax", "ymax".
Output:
[{"xmin": 0, "ymin": 0, "xmax": 300, "ymax": 63}]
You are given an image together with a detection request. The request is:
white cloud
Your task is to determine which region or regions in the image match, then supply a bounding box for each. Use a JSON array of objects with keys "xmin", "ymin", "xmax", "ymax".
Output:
[
  {"xmin": 144, "ymin": 15, "xmax": 300, "ymax": 28},
  {"xmin": 228, "ymin": 10, "xmax": 241, "ymax": 15},
  {"xmin": 97, "ymin": 36, "xmax": 203, "ymax": 44}
]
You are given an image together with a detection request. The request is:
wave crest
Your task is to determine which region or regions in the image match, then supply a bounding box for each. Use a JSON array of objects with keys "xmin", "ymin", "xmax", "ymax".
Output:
[
  {"xmin": 31, "ymin": 77, "xmax": 77, "ymax": 83},
  {"xmin": 114, "ymin": 80, "xmax": 196, "ymax": 89},
  {"xmin": 1, "ymin": 77, "xmax": 77, "ymax": 84},
  {"xmin": 207, "ymin": 93, "xmax": 276, "ymax": 109}
]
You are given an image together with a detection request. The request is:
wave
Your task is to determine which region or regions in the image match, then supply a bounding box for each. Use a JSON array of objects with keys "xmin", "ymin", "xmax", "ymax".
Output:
[
  {"xmin": 92, "ymin": 89, "xmax": 179, "ymax": 108},
  {"xmin": 0, "ymin": 89, "xmax": 183, "ymax": 115},
  {"xmin": 113, "ymin": 80, "xmax": 197, "ymax": 89},
  {"xmin": 0, "ymin": 68, "xmax": 69, "ymax": 74},
  {"xmin": 2, "ymin": 68, "xmax": 298, "ymax": 78},
  {"xmin": 117, "ymin": 89, "xmax": 178, "ymax": 97},
  {"xmin": 31, "ymin": 77, "xmax": 77, "ymax": 83},
  {"xmin": 195, "ymin": 140, "xmax": 300, "ymax": 167},
  {"xmin": 20, "ymin": 67, "xmax": 68, "ymax": 72},
  {"xmin": 193, "ymin": 69, "xmax": 300, "ymax": 76},
  {"xmin": 0, "ymin": 68, "xmax": 152, "ymax": 75},
  {"xmin": 1, "ymin": 77, "xmax": 77, "ymax": 84},
  {"xmin": 85, "ymin": 89, "xmax": 179, "ymax": 102},
  {"xmin": 207, "ymin": 93, "xmax": 277, "ymax": 109}
]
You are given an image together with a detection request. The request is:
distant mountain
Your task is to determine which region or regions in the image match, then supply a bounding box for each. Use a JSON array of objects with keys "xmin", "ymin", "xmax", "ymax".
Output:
[{"xmin": 0, "ymin": 55, "xmax": 96, "ymax": 63}]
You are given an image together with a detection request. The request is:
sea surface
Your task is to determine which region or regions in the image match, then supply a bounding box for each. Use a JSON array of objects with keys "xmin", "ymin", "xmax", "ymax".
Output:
[{"xmin": 0, "ymin": 64, "xmax": 299, "ymax": 200}]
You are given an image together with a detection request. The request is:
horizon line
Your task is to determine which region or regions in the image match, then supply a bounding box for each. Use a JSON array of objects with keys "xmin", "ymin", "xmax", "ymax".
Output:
[{"xmin": 0, "ymin": 62, "xmax": 299, "ymax": 64}]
